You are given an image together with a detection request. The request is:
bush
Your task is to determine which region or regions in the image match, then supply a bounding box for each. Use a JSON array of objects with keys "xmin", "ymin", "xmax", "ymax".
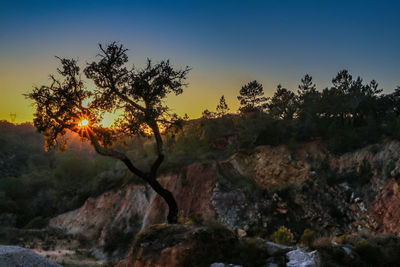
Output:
[
  {"xmin": 333, "ymin": 234, "xmax": 351, "ymax": 244},
  {"xmin": 187, "ymin": 213, "xmax": 204, "ymax": 225},
  {"xmin": 353, "ymin": 234, "xmax": 400, "ymax": 267},
  {"xmin": 0, "ymin": 178, "xmax": 26, "ymax": 199},
  {"xmin": 24, "ymin": 216, "xmax": 48, "ymax": 229},
  {"xmin": 269, "ymin": 226, "xmax": 294, "ymax": 245},
  {"xmin": 311, "ymin": 236, "xmax": 331, "ymax": 248},
  {"xmin": 300, "ymin": 229, "xmax": 316, "ymax": 247},
  {"xmin": 327, "ymin": 126, "xmax": 363, "ymax": 154},
  {"xmin": 246, "ymin": 225, "xmax": 269, "ymax": 238},
  {"xmin": 132, "ymin": 223, "xmax": 270, "ymax": 267},
  {"xmin": 103, "ymin": 226, "xmax": 135, "ymax": 256},
  {"xmin": 177, "ymin": 212, "xmax": 204, "ymax": 226}
]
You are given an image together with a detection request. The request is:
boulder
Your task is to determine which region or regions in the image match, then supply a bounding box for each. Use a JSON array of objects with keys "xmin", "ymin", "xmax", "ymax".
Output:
[
  {"xmin": 237, "ymin": 229, "xmax": 247, "ymax": 238},
  {"xmin": 116, "ymin": 224, "xmax": 270, "ymax": 267},
  {"xmin": 286, "ymin": 248, "xmax": 321, "ymax": 267},
  {"xmin": 0, "ymin": 245, "xmax": 61, "ymax": 267}
]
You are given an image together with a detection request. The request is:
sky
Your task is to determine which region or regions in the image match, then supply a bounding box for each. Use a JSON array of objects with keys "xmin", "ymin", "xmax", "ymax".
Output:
[{"xmin": 1, "ymin": 0, "xmax": 400, "ymax": 123}]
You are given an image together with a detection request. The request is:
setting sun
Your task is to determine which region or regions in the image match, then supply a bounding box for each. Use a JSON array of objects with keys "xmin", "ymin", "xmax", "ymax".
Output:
[{"xmin": 78, "ymin": 119, "xmax": 89, "ymax": 127}]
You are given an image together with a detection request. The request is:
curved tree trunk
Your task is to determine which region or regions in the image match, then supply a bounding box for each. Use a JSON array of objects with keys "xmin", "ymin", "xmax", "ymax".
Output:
[
  {"xmin": 89, "ymin": 131, "xmax": 178, "ymax": 224},
  {"xmin": 147, "ymin": 176, "xmax": 178, "ymax": 224}
]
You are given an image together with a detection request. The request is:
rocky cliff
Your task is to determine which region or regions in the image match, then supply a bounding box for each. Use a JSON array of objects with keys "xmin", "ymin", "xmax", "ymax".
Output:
[{"xmin": 49, "ymin": 140, "xmax": 400, "ymax": 259}]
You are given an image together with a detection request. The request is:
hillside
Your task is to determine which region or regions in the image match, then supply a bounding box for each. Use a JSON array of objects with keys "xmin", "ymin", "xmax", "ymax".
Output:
[
  {"xmin": 49, "ymin": 139, "xmax": 400, "ymax": 264},
  {"xmin": 2, "ymin": 118, "xmax": 400, "ymax": 266}
]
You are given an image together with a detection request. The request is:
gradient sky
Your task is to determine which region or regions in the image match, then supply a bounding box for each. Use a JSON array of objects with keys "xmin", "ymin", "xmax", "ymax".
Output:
[{"xmin": 1, "ymin": 0, "xmax": 399, "ymax": 123}]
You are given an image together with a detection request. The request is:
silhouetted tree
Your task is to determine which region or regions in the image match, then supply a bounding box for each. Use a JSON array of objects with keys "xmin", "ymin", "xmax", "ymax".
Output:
[
  {"xmin": 297, "ymin": 75, "xmax": 319, "ymax": 115},
  {"xmin": 388, "ymin": 87, "xmax": 400, "ymax": 116},
  {"xmin": 237, "ymin": 80, "xmax": 267, "ymax": 112},
  {"xmin": 321, "ymin": 70, "xmax": 382, "ymax": 125},
  {"xmin": 26, "ymin": 42, "xmax": 190, "ymax": 223},
  {"xmin": 268, "ymin": 84, "xmax": 297, "ymax": 120},
  {"xmin": 216, "ymin": 95, "xmax": 229, "ymax": 116},
  {"xmin": 202, "ymin": 109, "xmax": 216, "ymax": 119},
  {"xmin": 297, "ymin": 75, "xmax": 320, "ymax": 138}
]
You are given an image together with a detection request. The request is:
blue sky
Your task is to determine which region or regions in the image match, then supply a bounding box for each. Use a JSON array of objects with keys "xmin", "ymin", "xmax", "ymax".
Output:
[{"xmin": 1, "ymin": 0, "xmax": 399, "ymax": 121}]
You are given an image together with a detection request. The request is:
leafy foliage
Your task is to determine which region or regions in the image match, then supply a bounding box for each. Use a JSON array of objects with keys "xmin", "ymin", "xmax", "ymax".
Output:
[
  {"xmin": 27, "ymin": 42, "xmax": 191, "ymax": 223},
  {"xmin": 300, "ymin": 228, "xmax": 316, "ymax": 247},
  {"xmin": 0, "ymin": 122, "xmax": 134, "ymax": 227},
  {"xmin": 269, "ymin": 226, "xmax": 294, "ymax": 245}
]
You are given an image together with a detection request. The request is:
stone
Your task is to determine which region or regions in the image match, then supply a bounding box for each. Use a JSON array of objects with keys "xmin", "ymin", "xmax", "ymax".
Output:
[
  {"xmin": 263, "ymin": 241, "xmax": 293, "ymax": 256},
  {"xmin": 286, "ymin": 248, "xmax": 321, "ymax": 267},
  {"xmin": 90, "ymin": 247, "xmax": 107, "ymax": 260},
  {"xmin": 0, "ymin": 245, "xmax": 61, "ymax": 267},
  {"xmin": 237, "ymin": 229, "xmax": 247, "ymax": 238},
  {"xmin": 342, "ymin": 246, "xmax": 352, "ymax": 256}
]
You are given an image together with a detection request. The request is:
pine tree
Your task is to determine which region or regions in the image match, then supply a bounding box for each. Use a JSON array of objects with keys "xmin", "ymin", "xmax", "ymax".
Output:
[{"xmin": 216, "ymin": 95, "xmax": 229, "ymax": 116}]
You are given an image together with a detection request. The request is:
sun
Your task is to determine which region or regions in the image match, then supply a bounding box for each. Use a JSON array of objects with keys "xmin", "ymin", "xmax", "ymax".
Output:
[
  {"xmin": 73, "ymin": 114, "xmax": 93, "ymax": 138},
  {"xmin": 78, "ymin": 119, "xmax": 89, "ymax": 127}
]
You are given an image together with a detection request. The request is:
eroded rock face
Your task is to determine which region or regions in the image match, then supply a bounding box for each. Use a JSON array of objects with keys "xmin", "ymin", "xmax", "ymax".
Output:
[
  {"xmin": 49, "ymin": 164, "xmax": 220, "ymax": 258},
  {"xmin": 50, "ymin": 140, "xmax": 400, "ymax": 259},
  {"xmin": 230, "ymin": 145, "xmax": 315, "ymax": 190},
  {"xmin": 374, "ymin": 179, "xmax": 400, "ymax": 233},
  {"xmin": 50, "ymin": 184, "xmax": 155, "ymax": 245}
]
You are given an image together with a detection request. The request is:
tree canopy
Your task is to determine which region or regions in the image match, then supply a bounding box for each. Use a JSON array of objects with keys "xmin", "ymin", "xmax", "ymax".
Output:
[
  {"xmin": 27, "ymin": 42, "xmax": 190, "ymax": 223},
  {"xmin": 237, "ymin": 80, "xmax": 267, "ymax": 112}
]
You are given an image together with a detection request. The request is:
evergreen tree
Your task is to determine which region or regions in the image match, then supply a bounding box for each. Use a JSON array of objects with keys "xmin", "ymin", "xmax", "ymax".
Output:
[
  {"xmin": 268, "ymin": 84, "xmax": 297, "ymax": 120},
  {"xmin": 216, "ymin": 95, "xmax": 230, "ymax": 116},
  {"xmin": 237, "ymin": 80, "xmax": 267, "ymax": 112}
]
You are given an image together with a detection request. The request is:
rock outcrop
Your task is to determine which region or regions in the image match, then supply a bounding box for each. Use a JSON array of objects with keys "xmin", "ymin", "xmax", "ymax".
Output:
[
  {"xmin": 115, "ymin": 224, "xmax": 272, "ymax": 267},
  {"xmin": 50, "ymin": 140, "xmax": 400, "ymax": 258}
]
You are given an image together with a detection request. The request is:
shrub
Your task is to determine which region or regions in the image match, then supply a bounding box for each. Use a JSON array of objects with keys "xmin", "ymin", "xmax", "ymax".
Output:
[
  {"xmin": 24, "ymin": 216, "xmax": 48, "ymax": 229},
  {"xmin": 327, "ymin": 125, "xmax": 363, "ymax": 154},
  {"xmin": 187, "ymin": 213, "xmax": 204, "ymax": 225},
  {"xmin": 312, "ymin": 236, "xmax": 331, "ymax": 248},
  {"xmin": 333, "ymin": 234, "xmax": 351, "ymax": 244},
  {"xmin": 354, "ymin": 238, "xmax": 381, "ymax": 265},
  {"xmin": 246, "ymin": 225, "xmax": 269, "ymax": 238},
  {"xmin": 103, "ymin": 227, "xmax": 135, "ymax": 256},
  {"xmin": 132, "ymin": 223, "xmax": 270, "ymax": 267},
  {"xmin": 0, "ymin": 177, "xmax": 25, "ymax": 199},
  {"xmin": 270, "ymin": 226, "xmax": 294, "ymax": 245},
  {"xmin": 300, "ymin": 229, "xmax": 316, "ymax": 247},
  {"xmin": 177, "ymin": 212, "xmax": 204, "ymax": 226}
]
